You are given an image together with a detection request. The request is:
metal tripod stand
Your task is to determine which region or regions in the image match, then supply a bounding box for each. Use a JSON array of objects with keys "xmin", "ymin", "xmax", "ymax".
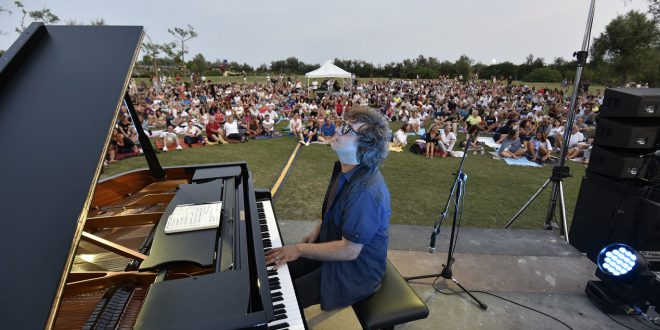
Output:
[{"xmin": 503, "ymin": 0, "xmax": 596, "ymax": 244}]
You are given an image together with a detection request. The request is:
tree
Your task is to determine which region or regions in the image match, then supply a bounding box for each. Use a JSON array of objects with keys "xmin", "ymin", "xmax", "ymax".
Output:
[
  {"xmin": 647, "ymin": 0, "xmax": 659, "ymax": 21},
  {"xmin": 187, "ymin": 53, "xmax": 209, "ymax": 74},
  {"xmin": 591, "ymin": 10, "xmax": 660, "ymax": 83},
  {"xmin": 14, "ymin": 1, "xmax": 59, "ymax": 33},
  {"xmin": 0, "ymin": 49, "xmax": 5, "ymax": 57},
  {"xmin": 141, "ymin": 33, "xmax": 176, "ymax": 75},
  {"xmin": 167, "ymin": 25, "xmax": 198, "ymax": 64},
  {"xmin": 454, "ymin": 55, "xmax": 474, "ymax": 80},
  {"xmin": 90, "ymin": 18, "xmax": 106, "ymax": 26},
  {"xmin": 524, "ymin": 67, "xmax": 563, "ymax": 82}
]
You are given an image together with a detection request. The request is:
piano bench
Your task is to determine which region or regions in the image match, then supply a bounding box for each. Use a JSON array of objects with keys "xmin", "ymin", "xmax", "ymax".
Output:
[{"xmin": 351, "ymin": 259, "xmax": 429, "ymax": 330}]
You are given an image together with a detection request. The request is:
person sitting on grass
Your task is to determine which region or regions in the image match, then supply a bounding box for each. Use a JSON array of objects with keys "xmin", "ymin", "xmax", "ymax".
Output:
[
  {"xmin": 392, "ymin": 123, "xmax": 411, "ymax": 148},
  {"xmin": 567, "ymin": 137, "xmax": 594, "ymax": 162},
  {"xmin": 108, "ymin": 128, "xmax": 139, "ymax": 162},
  {"xmin": 182, "ymin": 120, "xmax": 206, "ymax": 147},
  {"xmin": 438, "ymin": 123, "xmax": 457, "ymax": 157},
  {"xmin": 482, "ymin": 111, "xmax": 499, "ymax": 133},
  {"xmin": 117, "ymin": 115, "xmax": 139, "ymax": 143},
  {"xmin": 205, "ymin": 117, "xmax": 228, "ymax": 144},
  {"xmin": 424, "ymin": 127, "xmax": 440, "ymax": 159},
  {"xmin": 493, "ymin": 119, "xmax": 516, "ymax": 143},
  {"xmin": 408, "ymin": 111, "xmax": 421, "ymax": 134},
  {"xmin": 261, "ymin": 114, "xmax": 275, "ymax": 136},
  {"xmin": 318, "ymin": 116, "xmax": 336, "ymax": 144},
  {"xmin": 300, "ymin": 117, "xmax": 319, "ymax": 146},
  {"xmin": 160, "ymin": 125, "xmax": 183, "ymax": 151},
  {"xmin": 460, "ymin": 125, "xmax": 482, "ymax": 153},
  {"xmin": 244, "ymin": 112, "xmax": 263, "ymax": 139},
  {"xmin": 290, "ymin": 113, "xmax": 303, "ymax": 136},
  {"xmin": 498, "ymin": 130, "xmax": 526, "ymax": 159},
  {"xmin": 464, "ymin": 109, "xmax": 482, "ymax": 132},
  {"xmin": 224, "ymin": 115, "xmax": 247, "ymax": 142},
  {"xmin": 526, "ymin": 130, "xmax": 552, "ymax": 164}
]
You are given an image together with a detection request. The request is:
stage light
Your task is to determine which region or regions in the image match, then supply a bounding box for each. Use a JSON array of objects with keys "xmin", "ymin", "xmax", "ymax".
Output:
[
  {"xmin": 596, "ymin": 244, "xmax": 645, "ymax": 280},
  {"xmin": 586, "ymin": 243, "xmax": 658, "ymax": 314}
]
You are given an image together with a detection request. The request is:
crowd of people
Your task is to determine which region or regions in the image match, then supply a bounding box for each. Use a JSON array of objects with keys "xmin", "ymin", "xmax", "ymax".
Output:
[{"xmin": 107, "ymin": 74, "xmax": 602, "ymax": 165}]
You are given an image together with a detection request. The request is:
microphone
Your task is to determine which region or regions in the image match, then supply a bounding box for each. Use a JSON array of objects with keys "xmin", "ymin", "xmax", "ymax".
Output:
[
  {"xmin": 429, "ymin": 230, "xmax": 438, "ymax": 253},
  {"xmin": 640, "ymin": 150, "xmax": 660, "ymax": 158}
]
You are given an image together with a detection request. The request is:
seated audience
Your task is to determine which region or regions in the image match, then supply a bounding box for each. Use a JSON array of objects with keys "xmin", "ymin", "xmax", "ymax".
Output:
[
  {"xmin": 160, "ymin": 125, "xmax": 183, "ymax": 151},
  {"xmin": 318, "ymin": 117, "xmax": 336, "ymax": 144},
  {"xmin": 498, "ymin": 130, "xmax": 525, "ymax": 159},
  {"xmin": 393, "ymin": 124, "xmax": 411, "ymax": 148},
  {"xmin": 183, "ymin": 120, "xmax": 206, "ymax": 147},
  {"xmin": 205, "ymin": 117, "xmax": 228, "ymax": 144}
]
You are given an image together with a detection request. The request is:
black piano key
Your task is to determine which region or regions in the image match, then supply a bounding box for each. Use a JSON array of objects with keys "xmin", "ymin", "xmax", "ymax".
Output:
[
  {"xmin": 269, "ymin": 277, "xmax": 280, "ymax": 284},
  {"xmin": 271, "ymin": 295, "xmax": 284, "ymax": 302},
  {"xmin": 273, "ymin": 314, "xmax": 287, "ymax": 321},
  {"xmin": 273, "ymin": 303, "xmax": 285, "ymax": 310},
  {"xmin": 270, "ymin": 284, "xmax": 281, "ymax": 290},
  {"xmin": 269, "ymin": 322, "xmax": 289, "ymax": 330},
  {"xmin": 268, "ymin": 270, "xmax": 278, "ymax": 276},
  {"xmin": 273, "ymin": 308, "xmax": 286, "ymax": 315},
  {"xmin": 271, "ymin": 291, "xmax": 282, "ymax": 297}
]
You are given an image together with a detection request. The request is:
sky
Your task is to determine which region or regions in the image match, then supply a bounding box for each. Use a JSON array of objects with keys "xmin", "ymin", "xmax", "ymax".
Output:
[{"xmin": 0, "ymin": 0, "xmax": 652, "ymax": 66}]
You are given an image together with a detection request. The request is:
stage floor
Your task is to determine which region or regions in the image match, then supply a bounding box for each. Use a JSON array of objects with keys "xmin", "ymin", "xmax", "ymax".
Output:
[{"xmin": 279, "ymin": 220, "xmax": 650, "ymax": 329}]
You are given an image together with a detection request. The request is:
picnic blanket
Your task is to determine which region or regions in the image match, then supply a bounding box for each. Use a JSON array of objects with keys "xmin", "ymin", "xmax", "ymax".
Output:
[
  {"xmin": 254, "ymin": 133, "xmax": 284, "ymax": 140},
  {"xmin": 477, "ymin": 136, "xmax": 501, "ymax": 150},
  {"xmin": 388, "ymin": 142, "xmax": 403, "ymax": 152},
  {"xmin": 503, "ymin": 157, "xmax": 542, "ymax": 167},
  {"xmin": 451, "ymin": 151, "xmax": 464, "ymax": 158}
]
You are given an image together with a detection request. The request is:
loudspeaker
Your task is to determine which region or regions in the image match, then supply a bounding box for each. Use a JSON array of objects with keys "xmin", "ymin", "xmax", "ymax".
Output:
[
  {"xmin": 594, "ymin": 117, "xmax": 660, "ymax": 149},
  {"xmin": 599, "ymin": 88, "xmax": 660, "ymax": 118},
  {"xmin": 588, "ymin": 146, "xmax": 650, "ymax": 179},
  {"xmin": 570, "ymin": 173, "xmax": 660, "ymax": 265}
]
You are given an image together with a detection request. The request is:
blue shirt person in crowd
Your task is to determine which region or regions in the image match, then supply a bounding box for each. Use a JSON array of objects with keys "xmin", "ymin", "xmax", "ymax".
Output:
[
  {"xmin": 265, "ymin": 106, "xmax": 392, "ymax": 310},
  {"xmin": 318, "ymin": 117, "xmax": 337, "ymax": 144}
]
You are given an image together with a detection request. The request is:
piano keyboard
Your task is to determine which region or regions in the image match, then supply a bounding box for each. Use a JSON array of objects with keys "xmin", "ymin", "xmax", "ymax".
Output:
[{"xmin": 257, "ymin": 201, "xmax": 306, "ymax": 330}]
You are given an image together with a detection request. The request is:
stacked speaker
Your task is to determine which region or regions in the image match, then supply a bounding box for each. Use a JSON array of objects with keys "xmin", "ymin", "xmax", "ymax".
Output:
[
  {"xmin": 570, "ymin": 88, "xmax": 660, "ymax": 269},
  {"xmin": 588, "ymin": 88, "xmax": 660, "ymax": 180}
]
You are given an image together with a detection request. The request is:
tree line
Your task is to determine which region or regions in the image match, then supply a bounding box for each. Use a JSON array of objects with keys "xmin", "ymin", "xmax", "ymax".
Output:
[
  {"xmin": 1, "ymin": 2, "xmax": 657, "ymax": 86},
  {"xmin": 138, "ymin": 10, "xmax": 658, "ymax": 86}
]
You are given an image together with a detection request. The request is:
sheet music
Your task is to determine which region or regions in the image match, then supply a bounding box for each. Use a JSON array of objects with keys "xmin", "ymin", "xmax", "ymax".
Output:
[{"xmin": 164, "ymin": 201, "xmax": 222, "ymax": 234}]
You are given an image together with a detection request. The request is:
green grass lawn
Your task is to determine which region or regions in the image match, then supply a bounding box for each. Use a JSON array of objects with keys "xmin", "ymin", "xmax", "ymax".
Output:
[{"xmin": 103, "ymin": 127, "xmax": 587, "ymax": 230}]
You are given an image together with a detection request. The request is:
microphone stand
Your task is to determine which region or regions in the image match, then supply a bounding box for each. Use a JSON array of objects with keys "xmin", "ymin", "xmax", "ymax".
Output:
[{"xmin": 405, "ymin": 131, "xmax": 488, "ymax": 310}]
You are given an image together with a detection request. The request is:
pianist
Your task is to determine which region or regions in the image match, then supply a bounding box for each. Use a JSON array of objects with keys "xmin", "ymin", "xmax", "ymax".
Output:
[{"xmin": 266, "ymin": 106, "xmax": 391, "ymax": 311}]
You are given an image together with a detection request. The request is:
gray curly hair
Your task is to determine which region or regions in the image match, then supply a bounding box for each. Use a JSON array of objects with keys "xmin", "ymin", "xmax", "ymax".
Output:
[{"xmin": 344, "ymin": 106, "xmax": 391, "ymax": 167}]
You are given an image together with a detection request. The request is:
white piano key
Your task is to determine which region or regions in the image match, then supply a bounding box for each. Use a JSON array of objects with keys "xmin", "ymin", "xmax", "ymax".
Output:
[{"xmin": 259, "ymin": 201, "xmax": 306, "ymax": 329}]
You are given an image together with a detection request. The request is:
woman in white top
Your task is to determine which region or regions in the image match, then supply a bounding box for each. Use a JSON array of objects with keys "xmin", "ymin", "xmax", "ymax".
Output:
[
  {"xmin": 393, "ymin": 124, "xmax": 411, "ymax": 148},
  {"xmin": 548, "ymin": 119, "xmax": 564, "ymax": 149},
  {"xmin": 408, "ymin": 111, "xmax": 421, "ymax": 134},
  {"xmin": 438, "ymin": 123, "xmax": 457, "ymax": 157},
  {"xmin": 289, "ymin": 113, "xmax": 303, "ymax": 135}
]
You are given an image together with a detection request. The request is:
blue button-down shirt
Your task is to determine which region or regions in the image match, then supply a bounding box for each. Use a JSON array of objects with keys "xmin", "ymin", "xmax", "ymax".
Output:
[{"xmin": 318, "ymin": 162, "xmax": 391, "ymax": 310}]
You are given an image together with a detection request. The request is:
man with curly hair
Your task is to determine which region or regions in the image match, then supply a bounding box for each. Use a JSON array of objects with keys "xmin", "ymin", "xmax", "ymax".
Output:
[{"xmin": 266, "ymin": 106, "xmax": 392, "ymax": 311}]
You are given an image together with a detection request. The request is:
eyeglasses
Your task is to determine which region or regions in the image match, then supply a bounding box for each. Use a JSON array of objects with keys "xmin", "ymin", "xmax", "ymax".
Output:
[{"xmin": 338, "ymin": 123, "xmax": 360, "ymax": 136}]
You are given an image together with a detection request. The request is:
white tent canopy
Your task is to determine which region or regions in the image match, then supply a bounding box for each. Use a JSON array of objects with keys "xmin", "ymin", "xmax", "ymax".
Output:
[{"xmin": 305, "ymin": 60, "xmax": 352, "ymax": 79}]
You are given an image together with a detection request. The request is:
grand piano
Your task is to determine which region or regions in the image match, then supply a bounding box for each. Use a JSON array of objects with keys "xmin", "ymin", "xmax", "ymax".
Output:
[{"xmin": 0, "ymin": 23, "xmax": 305, "ymax": 329}]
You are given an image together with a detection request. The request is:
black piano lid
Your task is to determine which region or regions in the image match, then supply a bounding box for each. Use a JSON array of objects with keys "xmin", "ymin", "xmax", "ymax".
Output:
[{"xmin": 0, "ymin": 23, "xmax": 143, "ymax": 329}]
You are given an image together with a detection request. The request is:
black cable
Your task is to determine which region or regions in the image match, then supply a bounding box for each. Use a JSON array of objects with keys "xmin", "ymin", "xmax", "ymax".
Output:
[{"xmin": 432, "ymin": 277, "xmax": 575, "ymax": 330}]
